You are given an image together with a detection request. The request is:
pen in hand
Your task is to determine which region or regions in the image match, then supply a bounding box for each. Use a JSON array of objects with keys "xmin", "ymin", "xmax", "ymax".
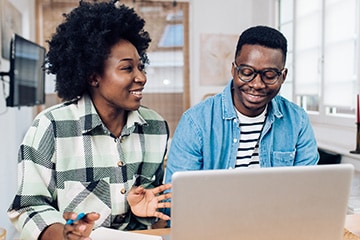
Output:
[{"xmin": 66, "ymin": 212, "xmax": 86, "ymax": 225}]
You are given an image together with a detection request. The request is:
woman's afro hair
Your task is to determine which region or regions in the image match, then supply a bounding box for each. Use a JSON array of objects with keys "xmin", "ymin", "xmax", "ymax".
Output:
[{"xmin": 45, "ymin": 0, "xmax": 151, "ymax": 101}]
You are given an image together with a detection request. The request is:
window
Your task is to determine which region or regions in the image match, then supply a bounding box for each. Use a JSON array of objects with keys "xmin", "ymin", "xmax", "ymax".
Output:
[{"xmin": 278, "ymin": 0, "xmax": 359, "ymax": 126}]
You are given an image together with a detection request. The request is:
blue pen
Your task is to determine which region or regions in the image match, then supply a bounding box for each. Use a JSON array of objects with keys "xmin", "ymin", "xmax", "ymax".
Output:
[{"xmin": 66, "ymin": 212, "xmax": 86, "ymax": 225}]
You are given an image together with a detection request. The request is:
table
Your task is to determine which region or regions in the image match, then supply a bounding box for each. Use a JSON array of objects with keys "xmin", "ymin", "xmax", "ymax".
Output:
[{"xmin": 133, "ymin": 214, "xmax": 360, "ymax": 239}]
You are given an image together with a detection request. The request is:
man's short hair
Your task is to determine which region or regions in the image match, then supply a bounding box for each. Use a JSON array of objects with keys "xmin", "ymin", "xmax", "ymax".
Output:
[{"xmin": 235, "ymin": 25, "xmax": 288, "ymax": 64}]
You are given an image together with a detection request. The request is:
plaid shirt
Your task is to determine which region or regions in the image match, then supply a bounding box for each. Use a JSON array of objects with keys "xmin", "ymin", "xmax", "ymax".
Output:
[{"xmin": 8, "ymin": 94, "xmax": 169, "ymax": 240}]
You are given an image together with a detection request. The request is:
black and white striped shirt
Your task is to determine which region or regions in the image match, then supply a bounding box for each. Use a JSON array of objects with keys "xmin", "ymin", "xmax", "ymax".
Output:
[{"xmin": 235, "ymin": 107, "xmax": 267, "ymax": 168}]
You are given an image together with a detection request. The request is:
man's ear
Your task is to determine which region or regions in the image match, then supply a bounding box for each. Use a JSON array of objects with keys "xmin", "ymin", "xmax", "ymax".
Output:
[
  {"xmin": 231, "ymin": 62, "xmax": 235, "ymax": 77},
  {"xmin": 281, "ymin": 68, "xmax": 288, "ymax": 83}
]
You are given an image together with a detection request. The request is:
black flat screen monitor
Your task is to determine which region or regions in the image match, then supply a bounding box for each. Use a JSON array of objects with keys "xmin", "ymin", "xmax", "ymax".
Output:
[{"xmin": 5, "ymin": 34, "xmax": 46, "ymax": 107}]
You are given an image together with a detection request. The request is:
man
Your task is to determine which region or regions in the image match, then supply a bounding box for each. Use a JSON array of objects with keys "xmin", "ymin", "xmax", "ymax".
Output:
[{"xmin": 165, "ymin": 25, "xmax": 319, "ymax": 184}]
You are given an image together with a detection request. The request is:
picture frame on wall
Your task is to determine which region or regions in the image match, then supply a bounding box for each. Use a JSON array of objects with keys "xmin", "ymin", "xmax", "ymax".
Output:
[
  {"xmin": 1, "ymin": 0, "xmax": 22, "ymax": 60},
  {"xmin": 199, "ymin": 33, "xmax": 238, "ymax": 86}
]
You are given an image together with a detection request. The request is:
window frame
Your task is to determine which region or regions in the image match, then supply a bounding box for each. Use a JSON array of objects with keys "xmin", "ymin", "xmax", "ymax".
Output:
[{"xmin": 278, "ymin": 0, "xmax": 360, "ymax": 129}]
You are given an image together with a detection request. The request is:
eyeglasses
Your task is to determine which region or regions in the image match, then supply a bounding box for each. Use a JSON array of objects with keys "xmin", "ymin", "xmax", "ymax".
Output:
[{"xmin": 233, "ymin": 62, "xmax": 285, "ymax": 85}]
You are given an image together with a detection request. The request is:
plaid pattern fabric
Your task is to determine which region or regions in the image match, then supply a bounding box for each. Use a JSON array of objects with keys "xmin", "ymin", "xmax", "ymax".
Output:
[{"xmin": 8, "ymin": 94, "xmax": 169, "ymax": 240}]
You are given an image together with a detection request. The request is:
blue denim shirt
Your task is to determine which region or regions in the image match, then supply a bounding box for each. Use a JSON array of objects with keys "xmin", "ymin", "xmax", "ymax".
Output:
[{"xmin": 165, "ymin": 80, "xmax": 319, "ymax": 184}]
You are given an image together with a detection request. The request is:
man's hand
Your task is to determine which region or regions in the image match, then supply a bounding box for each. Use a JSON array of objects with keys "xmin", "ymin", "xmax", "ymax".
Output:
[{"xmin": 127, "ymin": 183, "xmax": 172, "ymax": 220}]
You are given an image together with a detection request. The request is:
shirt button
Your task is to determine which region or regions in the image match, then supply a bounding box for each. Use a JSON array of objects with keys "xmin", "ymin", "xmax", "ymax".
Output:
[
  {"xmin": 120, "ymin": 188, "xmax": 126, "ymax": 194},
  {"xmin": 233, "ymin": 138, "xmax": 238, "ymax": 143},
  {"xmin": 117, "ymin": 161, "xmax": 125, "ymax": 167}
]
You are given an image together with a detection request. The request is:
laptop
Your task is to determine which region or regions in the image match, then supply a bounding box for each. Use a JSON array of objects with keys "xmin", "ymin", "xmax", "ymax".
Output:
[{"xmin": 168, "ymin": 164, "xmax": 354, "ymax": 240}]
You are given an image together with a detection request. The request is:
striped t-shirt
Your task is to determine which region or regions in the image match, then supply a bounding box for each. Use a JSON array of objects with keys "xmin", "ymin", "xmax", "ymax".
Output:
[{"xmin": 235, "ymin": 106, "xmax": 267, "ymax": 168}]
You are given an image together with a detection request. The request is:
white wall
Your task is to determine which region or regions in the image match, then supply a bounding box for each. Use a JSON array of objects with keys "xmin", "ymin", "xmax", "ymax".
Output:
[{"xmin": 0, "ymin": 0, "xmax": 35, "ymax": 237}]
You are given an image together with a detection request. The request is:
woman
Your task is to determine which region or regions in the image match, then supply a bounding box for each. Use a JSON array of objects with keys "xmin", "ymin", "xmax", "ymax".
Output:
[{"xmin": 7, "ymin": 1, "xmax": 171, "ymax": 239}]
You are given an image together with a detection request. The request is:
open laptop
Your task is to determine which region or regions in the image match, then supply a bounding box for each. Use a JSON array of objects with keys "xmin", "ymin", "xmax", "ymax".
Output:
[{"xmin": 167, "ymin": 164, "xmax": 354, "ymax": 240}]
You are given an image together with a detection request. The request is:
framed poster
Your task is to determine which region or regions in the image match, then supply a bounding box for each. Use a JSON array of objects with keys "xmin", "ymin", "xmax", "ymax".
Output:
[
  {"xmin": 1, "ymin": 0, "xmax": 22, "ymax": 59},
  {"xmin": 199, "ymin": 33, "xmax": 238, "ymax": 86}
]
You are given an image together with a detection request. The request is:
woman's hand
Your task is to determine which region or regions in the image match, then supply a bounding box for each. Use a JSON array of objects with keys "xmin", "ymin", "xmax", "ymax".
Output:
[
  {"xmin": 127, "ymin": 183, "xmax": 172, "ymax": 220},
  {"xmin": 63, "ymin": 212, "xmax": 100, "ymax": 240}
]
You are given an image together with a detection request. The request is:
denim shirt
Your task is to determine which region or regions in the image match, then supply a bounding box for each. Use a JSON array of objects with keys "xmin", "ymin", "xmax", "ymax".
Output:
[{"xmin": 165, "ymin": 80, "xmax": 319, "ymax": 184}]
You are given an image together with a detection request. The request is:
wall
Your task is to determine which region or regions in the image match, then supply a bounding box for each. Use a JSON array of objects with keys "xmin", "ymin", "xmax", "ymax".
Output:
[{"xmin": 0, "ymin": 0, "xmax": 36, "ymax": 237}]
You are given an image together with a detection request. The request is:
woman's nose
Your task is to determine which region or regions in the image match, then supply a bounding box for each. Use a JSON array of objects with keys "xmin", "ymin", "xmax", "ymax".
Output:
[{"xmin": 135, "ymin": 71, "xmax": 147, "ymax": 85}]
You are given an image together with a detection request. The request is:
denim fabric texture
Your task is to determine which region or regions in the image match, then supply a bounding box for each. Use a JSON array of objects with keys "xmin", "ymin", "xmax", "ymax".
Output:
[{"xmin": 165, "ymin": 79, "xmax": 319, "ymax": 185}]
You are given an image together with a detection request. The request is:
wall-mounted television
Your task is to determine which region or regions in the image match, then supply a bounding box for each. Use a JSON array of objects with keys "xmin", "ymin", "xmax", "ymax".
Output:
[{"xmin": 0, "ymin": 34, "xmax": 46, "ymax": 107}]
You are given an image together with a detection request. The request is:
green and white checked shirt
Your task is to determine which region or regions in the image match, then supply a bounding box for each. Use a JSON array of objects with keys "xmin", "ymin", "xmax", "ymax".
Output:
[{"xmin": 8, "ymin": 94, "xmax": 169, "ymax": 240}]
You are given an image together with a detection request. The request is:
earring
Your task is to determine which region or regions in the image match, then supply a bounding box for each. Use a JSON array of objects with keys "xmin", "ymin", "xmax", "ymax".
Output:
[
  {"xmin": 114, "ymin": 0, "xmax": 121, "ymax": 8},
  {"xmin": 95, "ymin": 82, "xmax": 99, "ymax": 88}
]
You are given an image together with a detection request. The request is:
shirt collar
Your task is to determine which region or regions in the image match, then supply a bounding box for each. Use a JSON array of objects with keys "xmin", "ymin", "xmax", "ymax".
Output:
[
  {"xmin": 77, "ymin": 93, "xmax": 148, "ymax": 135},
  {"xmin": 222, "ymin": 80, "xmax": 237, "ymax": 120},
  {"xmin": 125, "ymin": 109, "xmax": 148, "ymax": 135}
]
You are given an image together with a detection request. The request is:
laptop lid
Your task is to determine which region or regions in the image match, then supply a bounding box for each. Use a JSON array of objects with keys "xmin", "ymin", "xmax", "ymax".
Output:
[{"xmin": 170, "ymin": 164, "xmax": 354, "ymax": 240}]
